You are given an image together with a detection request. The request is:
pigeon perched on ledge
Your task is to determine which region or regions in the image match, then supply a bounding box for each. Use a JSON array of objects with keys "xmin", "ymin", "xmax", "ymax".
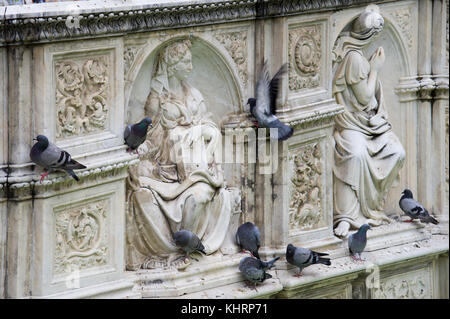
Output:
[
  {"xmin": 236, "ymin": 222, "xmax": 261, "ymax": 259},
  {"xmin": 239, "ymin": 256, "xmax": 280, "ymax": 290},
  {"xmin": 248, "ymin": 61, "xmax": 293, "ymax": 141},
  {"xmin": 124, "ymin": 117, "xmax": 152, "ymax": 154},
  {"xmin": 348, "ymin": 224, "xmax": 371, "ymax": 261},
  {"xmin": 30, "ymin": 135, "xmax": 86, "ymax": 182},
  {"xmin": 399, "ymin": 189, "xmax": 438, "ymax": 225},
  {"xmin": 286, "ymin": 244, "xmax": 331, "ymax": 276},
  {"xmin": 173, "ymin": 229, "xmax": 206, "ymax": 260}
]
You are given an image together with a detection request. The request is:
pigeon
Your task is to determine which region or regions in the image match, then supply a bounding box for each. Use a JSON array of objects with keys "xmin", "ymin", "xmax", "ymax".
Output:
[
  {"xmin": 236, "ymin": 222, "xmax": 261, "ymax": 259},
  {"xmin": 399, "ymin": 189, "xmax": 438, "ymax": 225},
  {"xmin": 247, "ymin": 61, "xmax": 293, "ymax": 141},
  {"xmin": 348, "ymin": 224, "xmax": 371, "ymax": 261},
  {"xmin": 30, "ymin": 135, "xmax": 86, "ymax": 182},
  {"xmin": 173, "ymin": 229, "xmax": 206, "ymax": 260},
  {"xmin": 238, "ymin": 256, "xmax": 280, "ymax": 290},
  {"xmin": 124, "ymin": 117, "xmax": 152, "ymax": 154},
  {"xmin": 286, "ymin": 244, "xmax": 331, "ymax": 276}
]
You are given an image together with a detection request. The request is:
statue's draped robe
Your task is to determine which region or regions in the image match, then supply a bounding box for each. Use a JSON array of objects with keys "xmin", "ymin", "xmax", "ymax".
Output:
[
  {"xmin": 332, "ymin": 49, "xmax": 405, "ymax": 228},
  {"xmin": 126, "ymin": 83, "xmax": 231, "ymax": 270}
]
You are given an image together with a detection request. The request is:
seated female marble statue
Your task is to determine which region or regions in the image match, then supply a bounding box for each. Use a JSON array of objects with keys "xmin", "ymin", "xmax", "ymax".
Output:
[
  {"xmin": 126, "ymin": 39, "xmax": 236, "ymax": 270},
  {"xmin": 332, "ymin": 7, "xmax": 406, "ymax": 237}
]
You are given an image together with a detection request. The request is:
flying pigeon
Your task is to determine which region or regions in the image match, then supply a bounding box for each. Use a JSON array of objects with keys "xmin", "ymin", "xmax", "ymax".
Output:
[
  {"xmin": 30, "ymin": 135, "xmax": 86, "ymax": 182},
  {"xmin": 286, "ymin": 244, "xmax": 331, "ymax": 277},
  {"xmin": 124, "ymin": 117, "xmax": 152, "ymax": 154},
  {"xmin": 236, "ymin": 222, "xmax": 261, "ymax": 259},
  {"xmin": 399, "ymin": 189, "xmax": 439, "ymax": 225},
  {"xmin": 238, "ymin": 256, "xmax": 280, "ymax": 290},
  {"xmin": 348, "ymin": 224, "xmax": 371, "ymax": 261},
  {"xmin": 173, "ymin": 229, "xmax": 206, "ymax": 260},
  {"xmin": 247, "ymin": 61, "xmax": 293, "ymax": 141}
]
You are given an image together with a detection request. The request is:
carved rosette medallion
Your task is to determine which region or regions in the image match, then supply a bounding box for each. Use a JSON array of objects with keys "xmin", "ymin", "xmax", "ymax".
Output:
[
  {"xmin": 215, "ymin": 31, "xmax": 248, "ymax": 87},
  {"xmin": 371, "ymin": 269, "xmax": 432, "ymax": 299},
  {"xmin": 55, "ymin": 56, "xmax": 110, "ymax": 139},
  {"xmin": 288, "ymin": 25, "xmax": 321, "ymax": 91},
  {"xmin": 54, "ymin": 200, "xmax": 109, "ymax": 275},
  {"xmin": 289, "ymin": 143, "xmax": 323, "ymax": 231}
]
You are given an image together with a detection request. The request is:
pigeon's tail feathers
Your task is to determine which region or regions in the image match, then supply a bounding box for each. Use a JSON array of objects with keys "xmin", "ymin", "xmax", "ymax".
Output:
[
  {"xmin": 318, "ymin": 257, "xmax": 331, "ymax": 266},
  {"xmin": 68, "ymin": 160, "xmax": 86, "ymax": 170},
  {"xmin": 422, "ymin": 213, "xmax": 439, "ymax": 225},
  {"xmin": 65, "ymin": 169, "xmax": 80, "ymax": 182},
  {"xmin": 312, "ymin": 250, "xmax": 329, "ymax": 257},
  {"xmin": 268, "ymin": 119, "xmax": 293, "ymax": 141},
  {"xmin": 264, "ymin": 256, "xmax": 280, "ymax": 270},
  {"xmin": 264, "ymin": 272, "xmax": 272, "ymax": 280}
]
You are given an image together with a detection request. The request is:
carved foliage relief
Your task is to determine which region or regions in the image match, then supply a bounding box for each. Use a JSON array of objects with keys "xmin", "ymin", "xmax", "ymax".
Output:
[
  {"xmin": 371, "ymin": 269, "xmax": 433, "ymax": 299},
  {"xmin": 289, "ymin": 143, "xmax": 323, "ymax": 231},
  {"xmin": 54, "ymin": 200, "xmax": 109, "ymax": 276},
  {"xmin": 124, "ymin": 45, "xmax": 145, "ymax": 77},
  {"xmin": 215, "ymin": 31, "xmax": 248, "ymax": 87},
  {"xmin": 288, "ymin": 24, "xmax": 321, "ymax": 91},
  {"xmin": 55, "ymin": 55, "xmax": 110, "ymax": 139},
  {"xmin": 389, "ymin": 8, "xmax": 413, "ymax": 49}
]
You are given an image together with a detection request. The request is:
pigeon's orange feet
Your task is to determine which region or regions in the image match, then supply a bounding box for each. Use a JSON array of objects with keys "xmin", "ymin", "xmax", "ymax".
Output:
[
  {"xmin": 294, "ymin": 272, "xmax": 303, "ymax": 277},
  {"xmin": 40, "ymin": 171, "xmax": 49, "ymax": 182},
  {"xmin": 403, "ymin": 219, "xmax": 414, "ymax": 223}
]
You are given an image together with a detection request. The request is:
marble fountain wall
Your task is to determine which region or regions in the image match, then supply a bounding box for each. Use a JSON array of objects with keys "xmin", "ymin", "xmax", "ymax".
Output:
[{"xmin": 0, "ymin": 0, "xmax": 448, "ymax": 299}]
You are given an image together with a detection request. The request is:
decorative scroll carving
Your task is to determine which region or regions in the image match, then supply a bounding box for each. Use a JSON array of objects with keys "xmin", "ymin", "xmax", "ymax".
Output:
[
  {"xmin": 54, "ymin": 200, "xmax": 108, "ymax": 275},
  {"xmin": 289, "ymin": 143, "xmax": 323, "ymax": 231},
  {"xmin": 55, "ymin": 56, "xmax": 109, "ymax": 139},
  {"xmin": 390, "ymin": 8, "xmax": 413, "ymax": 49},
  {"xmin": 215, "ymin": 31, "xmax": 248, "ymax": 87},
  {"xmin": 371, "ymin": 270, "xmax": 432, "ymax": 299},
  {"xmin": 124, "ymin": 45, "xmax": 145, "ymax": 77},
  {"xmin": 288, "ymin": 24, "xmax": 321, "ymax": 91}
]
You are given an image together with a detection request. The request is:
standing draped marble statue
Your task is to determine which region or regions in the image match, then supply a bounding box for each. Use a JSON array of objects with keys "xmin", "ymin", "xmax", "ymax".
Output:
[
  {"xmin": 332, "ymin": 6, "xmax": 406, "ymax": 237},
  {"xmin": 126, "ymin": 39, "xmax": 237, "ymax": 270}
]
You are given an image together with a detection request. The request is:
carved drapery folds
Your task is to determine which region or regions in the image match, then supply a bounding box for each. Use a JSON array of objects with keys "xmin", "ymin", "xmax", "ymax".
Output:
[
  {"xmin": 55, "ymin": 56, "xmax": 109, "ymax": 139},
  {"xmin": 54, "ymin": 200, "xmax": 108, "ymax": 275},
  {"xmin": 288, "ymin": 24, "xmax": 321, "ymax": 91},
  {"xmin": 289, "ymin": 143, "xmax": 323, "ymax": 231},
  {"xmin": 215, "ymin": 31, "xmax": 248, "ymax": 87}
]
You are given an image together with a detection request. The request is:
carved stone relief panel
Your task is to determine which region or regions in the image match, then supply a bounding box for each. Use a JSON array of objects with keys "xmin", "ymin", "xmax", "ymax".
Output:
[
  {"xmin": 214, "ymin": 30, "xmax": 248, "ymax": 88},
  {"xmin": 288, "ymin": 141, "xmax": 325, "ymax": 234},
  {"xmin": 53, "ymin": 199, "xmax": 109, "ymax": 278},
  {"xmin": 371, "ymin": 267, "xmax": 434, "ymax": 299},
  {"xmin": 54, "ymin": 54, "xmax": 111, "ymax": 140},
  {"xmin": 124, "ymin": 44, "xmax": 146, "ymax": 79},
  {"xmin": 288, "ymin": 24, "xmax": 322, "ymax": 91},
  {"xmin": 388, "ymin": 7, "xmax": 413, "ymax": 49}
]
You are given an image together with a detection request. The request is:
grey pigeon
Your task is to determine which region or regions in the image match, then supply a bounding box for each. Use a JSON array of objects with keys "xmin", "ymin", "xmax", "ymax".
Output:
[
  {"xmin": 348, "ymin": 224, "xmax": 371, "ymax": 261},
  {"xmin": 238, "ymin": 256, "xmax": 280, "ymax": 290},
  {"xmin": 399, "ymin": 189, "xmax": 438, "ymax": 225},
  {"xmin": 247, "ymin": 61, "xmax": 293, "ymax": 141},
  {"xmin": 286, "ymin": 244, "xmax": 331, "ymax": 276},
  {"xmin": 124, "ymin": 117, "xmax": 152, "ymax": 154},
  {"xmin": 236, "ymin": 222, "xmax": 261, "ymax": 259},
  {"xmin": 30, "ymin": 135, "xmax": 86, "ymax": 182},
  {"xmin": 173, "ymin": 229, "xmax": 206, "ymax": 260}
]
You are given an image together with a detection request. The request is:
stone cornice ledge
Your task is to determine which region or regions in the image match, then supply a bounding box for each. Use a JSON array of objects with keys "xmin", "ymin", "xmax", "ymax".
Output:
[{"xmin": 1, "ymin": 0, "xmax": 391, "ymax": 46}]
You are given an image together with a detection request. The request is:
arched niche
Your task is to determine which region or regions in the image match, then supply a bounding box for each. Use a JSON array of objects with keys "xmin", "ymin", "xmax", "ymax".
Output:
[
  {"xmin": 126, "ymin": 36, "xmax": 243, "ymax": 126},
  {"xmin": 331, "ymin": 10, "xmax": 412, "ymax": 214}
]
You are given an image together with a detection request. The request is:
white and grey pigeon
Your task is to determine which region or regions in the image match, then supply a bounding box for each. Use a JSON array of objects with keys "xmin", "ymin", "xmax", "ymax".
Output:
[
  {"xmin": 124, "ymin": 117, "xmax": 152, "ymax": 154},
  {"xmin": 348, "ymin": 224, "xmax": 371, "ymax": 261},
  {"xmin": 30, "ymin": 135, "xmax": 86, "ymax": 182},
  {"xmin": 238, "ymin": 256, "xmax": 280, "ymax": 290},
  {"xmin": 399, "ymin": 189, "xmax": 438, "ymax": 225},
  {"xmin": 236, "ymin": 222, "xmax": 261, "ymax": 259},
  {"xmin": 286, "ymin": 244, "xmax": 331, "ymax": 277},
  {"xmin": 173, "ymin": 229, "xmax": 206, "ymax": 260},
  {"xmin": 248, "ymin": 61, "xmax": 293, "ymax": 141}
]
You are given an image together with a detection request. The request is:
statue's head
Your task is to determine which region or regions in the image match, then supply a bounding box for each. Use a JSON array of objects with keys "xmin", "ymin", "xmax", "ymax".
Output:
[
  {"xmin": 351, "ymin": 5, "xmax": 384, "ymax": 40},
  {"xmin": 161, "ymin": 39, "xmax": 193, "ymax": 80}
]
